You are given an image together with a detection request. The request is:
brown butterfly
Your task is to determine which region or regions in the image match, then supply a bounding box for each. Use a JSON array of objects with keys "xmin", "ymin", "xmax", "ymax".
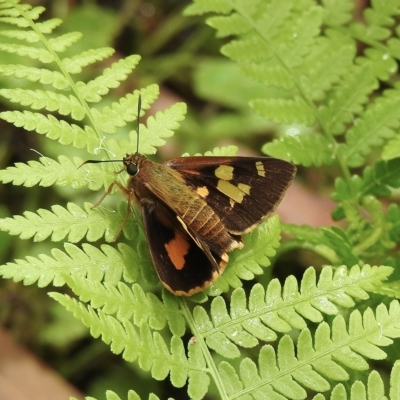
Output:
[{"xmin": 82, "ymin": 97, "xmax": 296, "ymax": 295}]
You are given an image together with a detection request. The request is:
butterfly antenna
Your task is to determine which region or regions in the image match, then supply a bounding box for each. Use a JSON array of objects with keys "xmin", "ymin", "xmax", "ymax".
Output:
[
  {"xmin": 78, "ymin": 95, "xmax": 143, "ymax": 169},
  {"xmin": 136, "ymin": 93, "xmax": 142, "ymax": 153}
]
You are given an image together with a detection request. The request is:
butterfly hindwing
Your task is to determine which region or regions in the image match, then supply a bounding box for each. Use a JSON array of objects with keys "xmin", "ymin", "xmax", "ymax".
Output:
[
  {"xmin": 140, "ymin": 197, "xmax": 226, "ymax": 295},
  {"xmin": 164, "ymin": 156, "xmax": 296, "ymax": 234}
]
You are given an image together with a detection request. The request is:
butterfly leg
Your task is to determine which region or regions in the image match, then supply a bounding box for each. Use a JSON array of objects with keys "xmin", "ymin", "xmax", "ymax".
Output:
[
  {"xmin": 90, "ymin": 180, "xmax": 135, "ymax": 241},
  {"xmin": 91, "ymin": 180, "xmax": 129, "ymax": 208},
  {"xmin": 113, "ymin": 187, "xmax": 137, "ymax": 240}
]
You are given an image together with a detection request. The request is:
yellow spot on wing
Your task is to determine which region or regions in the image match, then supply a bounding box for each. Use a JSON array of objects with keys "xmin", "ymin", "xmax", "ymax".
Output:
[
  {"xmin": 165, "ymin": 231, "xmax": 189, "ymax": 270},
  {"xmin": 238, "ymin": 183, "xmax": 250, "ymax": 194},
  {"xmin": 196, "ymin": 186, "xmax": 209, "ymax": 198},
  {"xmin": 256, "ymin": 161, "xmax": 266, "ymax": 177},
  {"xmin": 215, "ymin": 165, "xmax": 234, "ymax": 180},
  {"xmin": 217, "ymin": 180, "xmax": 246, "ymax": 203}
]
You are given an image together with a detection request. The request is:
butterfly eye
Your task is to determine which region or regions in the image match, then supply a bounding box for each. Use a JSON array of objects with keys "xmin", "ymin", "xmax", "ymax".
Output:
[{"xmin": 126, "ymin": 163, "xmax": 139, "ymax": 176}]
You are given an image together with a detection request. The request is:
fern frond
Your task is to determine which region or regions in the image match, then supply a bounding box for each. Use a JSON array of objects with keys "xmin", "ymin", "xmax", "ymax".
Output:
[
  {"xmin": 70, "ymin": 389, "xmax": 162, "ymax": 400},
  {"xmin": 382, "ymin": 133, "xmax": 400, "ymax": 161},
  {"xmin": 105, "ymin": 101, "xmax": 187, "ymax": 156},
  {"xmin": 0, "ymin": 42, "xmax": 53, "ymax": 62},
  {"xmin": 62, "ymin": 47, "xmax": 115, "ymax": 74},
  {"xmin": 50, "ymin": 294, "xmax": 209, "ymax": 396},
  {"xmin": 240, "ymin": 64, "xmax": 293, "ymax": 90},
  {"xmin": 35, "ymin": 18, "xmax": 63, "ymax": 33},
  {"xmin": 91, "ymin": 84, "xmax": 159, "ymax": 134},
  {"xmin": 0, "ymin": 155, "xmax": 111, "ymax": 190},
  {"xmin": 48, "ymin": 31, "xmax": 82, "ymax": 52},
  {"xmin": 0, "ymin": 202, "xmax": 130, "ymax": 243},
  {"xmin": 300, "ymin": 30, "xmax": 355, "ymax": 101},
  {"xmin": 325, "ymin": 362, "xmax": 400, "ymax": 400},
  {"xmin": 263, "ymin": 134, "xmax": 334, "ymax": 166},
  {"xmin": 0, "ymin": 110, "xmax": 98, "ymax": 150},
  {"xmin": 318, "ymin": 63, "xmax": 378, "ymax": 136},
  {"xmin": 210, "ymin": 216, "xmax": 281, "ymax": 295},
  {"xmin": 194, "ymin": 265, "xmax": 392, "ymax": 357},
  {"xmin": 360, "ymin": 159, "xmax": 400, "ymax": 197},
  {"xmin": 0, "ymin": 242, "xmax": 135, "ymax": 287},
  {"xmin": 251, "ymin": 96, "xmax": 315, "ymax": 126},
  {"xmin": 340, "ymin": 87, "xmax": 400, "ymax": 167},
  {"xmin": 183, "ymin": 0, "xmax": 232, "ymax": 16},
  {"xmin": 0, "ymin": 28, "xmax": 40, "ymax": 42},
  {"xmin": 0, "ymin": 64, "xmax": 69, "ymax": 88},
  {"xmin": 207, "ymin": 12, "xmax": 251, "ymax": 38},
  {"xmin": 322, "ymin": 0, "xmax": 353, "ymax": 26},
  {"xmin": 76, "ymin": 55, "xmax": 140, "ymax": 103},
  {"xmin": 218, "ymin": 301, "xmax": 400, "ymax": 398},
  {"xmin": 65, "ymin": 277, "xmax": 186, "ymax": 336},
  {"xmin": 0, "ymin": 4, "xmax": 44, "ymax": 27},
  {"xmin": 0, "ymin": 88, "xmax": 85, "ymax": 119}
]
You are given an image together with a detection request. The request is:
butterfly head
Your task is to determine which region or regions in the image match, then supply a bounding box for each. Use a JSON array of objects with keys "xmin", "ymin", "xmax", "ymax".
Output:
[{"xmin": 123, "ymin": 153, "xmax": 144, "ymax": 177}]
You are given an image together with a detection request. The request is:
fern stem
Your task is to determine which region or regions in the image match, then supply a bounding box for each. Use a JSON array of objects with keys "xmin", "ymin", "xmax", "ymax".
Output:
[
  {"xmin": 178, "ymin": 298, "xmax": 229, "ymax": 399},
  {"xmin": 353, "ymin": 227, "xmax": 383, "ymax": 256},
  {"xmin": 16, "ymin": 3, "xmax": 114, "ymax": 163},
  {"xmin": 275, "ymin": 238, "xmax": 340, "ymax": 265}
]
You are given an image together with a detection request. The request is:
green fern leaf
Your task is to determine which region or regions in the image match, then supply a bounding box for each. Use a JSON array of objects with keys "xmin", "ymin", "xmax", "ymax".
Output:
[
  {"xmin": 187, "ymin": 338, "xmax": 210, "ymax": 400},
  {"xmin": 340, "ymin": 88, "xmax": 400, "ymax": 167},
  {"xmin": 76, "ymin": 55, "xmax": 141, "ymax": 102},
  {"xmin": 350, "ymin": 0, "xmax": 399, "ymax": 41},
  {"xmin": 0, "ymin": 242, "xmax": 134, "ymax": 287},
  {"xmin": 222, "ymin": 36, "xmax": 271, "ymax": 63},
  {"xmin": 360, "ymin": 47, "xmax": 397, "ymax": 81},
  {"xmin": 390, "ymin": 360, "xmax": 400, "ymax": 399},
  {"xmin": 50, "ymin": 294, "xmax": 205, "ymax": 392},
  {"xmin": 0, "ymin": 155, "xmax": 103, "ymax": 189},
  {"xmin": 183, "ymin": 0, "xmax": 232, "ymax": 16},
  {"xmin": 382, "ymin": 134, "xmax": 400, "ymax": 160},
  {"xmin": 111, "ymin": 83, "xmax": 159, "ymax": 123},
  {"xmin": 0, "ymin": 202, "xmax": 131, "ymax": 243},
  {"xmin": 48, "ymin": 31, "xmax": 82, "ymax": 52},
  {"xmin": 324, "ymin": 365, "xmax": 400, "ymax": 400},
  {"xmin": 64, "ymin": 277, "xmax": 185, "ymax": 336},
  {"xmin": 0, "ymin": 110, "xmax": 98, "ymax": 150},
  {"xmin": 0, "ymin": 88, "xmax": 85, "ymax": 119},
  {"xmin": 0, "ymin": 43, "xmax": 53, "ymax": 62},
  {"xmin": 35, "ymin": 18, "xmax": 63, "ymax": 34},
  {"xmin": 300, "ymin": 30, "xmax": 355, "ymax": 101},
  {"xmin": 251, "ymin": 96, "xmax": 315, "ymax": 126},
  {"xmin": 91, "ymin": 84, "xmax": 159, "ymax": 134},
  {"xmin": 322, "ymin": 0, "xmax": 353, "ymax": 26},
  {"xmin": 195, "ymin": 265, "xmax": 393, "ymax": 357},
  {"xmin": 105, "ymin": 101, "xmax": 187, "ymax": 156},
  {"xmin": 263, "ymin": 134, "xmax": 333, "ymax": 166},
  {"xmin": 0, "ymin": 64, "xmax": 69, "ymax": 89},
  {"xmin": 218, "ymin": 302, "xmax": 400, "ymax": 398},
  {"xmin": 0, "ymin": 28, "xmax": 40, "ymax": 42},
  {"xmin": 62, "ymin": 47, "xmax": 115, "ymax": 74},
  {"xmin": 318, "ymin": 63, "xmax": 378, "ymax": 135},
  {"xmin": 207, "ymin": 12, "xmax": 250, "ymax": 38},
  {"xmin": 240, "ymin": 64, "xmax": 293, "ymax": 91},
  {"xmin": 209, "ymin": 216, "xmax": 281, "ymax": 295},
  {"xmin": 360, "ymin": 159, "xmax": 400, "ymax": 197}
]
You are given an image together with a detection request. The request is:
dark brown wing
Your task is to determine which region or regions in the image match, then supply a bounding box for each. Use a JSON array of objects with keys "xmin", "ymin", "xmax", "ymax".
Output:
[
  {"xmin": 140, "ymin": 198, "xmax": 227, "ymax": 296},
  {"xmin": 165, "ymin": 156, "xmax": 296, "ymax": 235}
]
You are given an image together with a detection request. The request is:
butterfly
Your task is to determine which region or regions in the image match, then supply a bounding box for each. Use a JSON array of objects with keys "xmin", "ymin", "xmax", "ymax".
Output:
[{"xmin": 82, "ymin": 97, "xmax": 296, "ymax": 296}]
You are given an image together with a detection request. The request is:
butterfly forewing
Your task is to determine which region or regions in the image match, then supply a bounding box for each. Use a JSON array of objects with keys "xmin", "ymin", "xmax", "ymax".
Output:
[{"xmin": 164, "ymin": 156, "xmax": 296, "ymax": 235}]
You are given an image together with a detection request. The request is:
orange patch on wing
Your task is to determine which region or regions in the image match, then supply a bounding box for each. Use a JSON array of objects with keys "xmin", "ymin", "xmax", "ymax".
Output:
[{"xmin": 165, "ymin": 231, "xmax": 190, "ymax": 270}]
